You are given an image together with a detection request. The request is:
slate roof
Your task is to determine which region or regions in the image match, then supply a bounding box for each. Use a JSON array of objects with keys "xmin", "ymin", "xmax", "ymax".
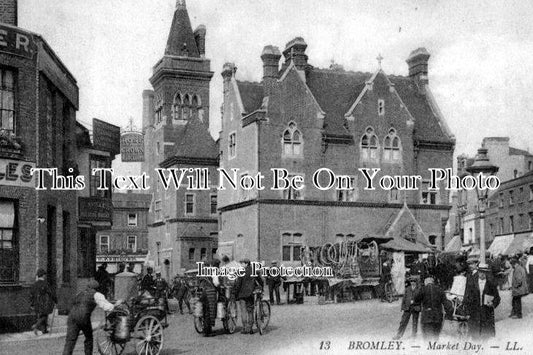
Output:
[
  {"xmin": 165, "ymin": 5, "xmax": 200, "ymax": 57},
  {"xmin": 236, "ymin": 81, "xmax": 264, "ymax": 115},
  {"xmin": 509, "ymin": 147, "xmax": 533, "ymax": 156},
  {"xmin": 306, "ymin": 69, "xmax": 368, "ymax": 136},
  {"xmin": 234, "ymin": 66, "xmax": 453, "ymax": 144},
  {"xmin": 173, "ymin": 117, "xmax": 218, "ymax": 159}
]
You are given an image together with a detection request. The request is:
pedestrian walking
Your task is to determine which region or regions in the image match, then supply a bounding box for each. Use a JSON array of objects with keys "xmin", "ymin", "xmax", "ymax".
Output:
[
  {"xmin": 29, "ymin": 269, "xmax": 57, "ymax": 335},
  {"xmin": 94, "ymin": 263, "xmax": 111, "ymax": 298},
  {"xmin": 266, "ymin": 260, "xmax": 281, "ymax": 305},
  {"xmin": 235, "ymin": 258, "xmax": 263, "ymax": 334},
  {"xmin": 413, "ymin": 276, "xmax": 451, "ymax": 340},
  {"xmin": 154, "ymin": 269, "xmax": 170, "ymax": 314},
  {"xmin": 172, "ymin": 275, "xmax": 192, "ymax": 314},
  {"xmin": 510, "ymin": 257, "xmax": 528, "ymax": 319},
  {"xmin": 463, "ymin": 263, "xmax": 500, "ymax": 339},
  {"xmin": 393, "ymin": 277, "xmax": 420, "ymax": 340},
  {"xmin": 62, "ymin": 280, "xmax": 119, "ymax": 355}
]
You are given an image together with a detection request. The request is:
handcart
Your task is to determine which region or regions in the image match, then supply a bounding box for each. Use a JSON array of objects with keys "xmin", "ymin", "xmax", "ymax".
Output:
[{"xmin": 445, "ymin": 274, "xmax": 469, "ymax": 338}]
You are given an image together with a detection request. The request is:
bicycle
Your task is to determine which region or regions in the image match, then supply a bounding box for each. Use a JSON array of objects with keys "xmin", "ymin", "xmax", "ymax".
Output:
[
  {"xmin": 192, "ymin": 285, "xmax": 239, "ymax": 334},
  {"xmin": 252, "ymin": 288, "xmax": 271, "ymax": 335}
]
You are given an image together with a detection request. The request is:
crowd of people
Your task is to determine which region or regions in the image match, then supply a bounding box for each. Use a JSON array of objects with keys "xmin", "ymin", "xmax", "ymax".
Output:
[{"xmin": 390, "ymin": 249, "xmax": 532, "ymax": 342}]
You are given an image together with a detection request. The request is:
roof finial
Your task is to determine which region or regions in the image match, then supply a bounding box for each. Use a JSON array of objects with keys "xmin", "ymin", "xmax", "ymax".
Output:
[
  {"xmin": 376, "ymin": 53, "xmax": 383, "ymax": 69},
  {"xmin": 176, "ymin": 0, "xmax": 186, "ymax": 9}
]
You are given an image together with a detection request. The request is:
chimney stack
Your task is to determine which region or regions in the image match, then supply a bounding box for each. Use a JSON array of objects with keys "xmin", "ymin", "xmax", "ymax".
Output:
[
  {"xmin": 261, "ymin": 45, "xmax": 281, "ymax": 96},
  {"xmin": 406, "ymin": 48, "xmax": 430, "ymax": 87},
  {"xmin": 221, "ymin": 62, "xmax": 236, "ymax": 81},
  {"xmin": 282, "ymin": 37, "xmax": 308, "ymax": 70},
  {"xmin": 194, "ymin": 25, "xmax": 206, "ymax": 58},
  {"xmin": 0, "ymin": 0, "xmax": 18, "ymax": 26},
  {"xmin": 142, "ymin": 90, "xmax": 155, "ymax": 132}
]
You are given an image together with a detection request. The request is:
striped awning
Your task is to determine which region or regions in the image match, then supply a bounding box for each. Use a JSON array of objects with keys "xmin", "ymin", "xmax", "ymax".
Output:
[{"xmin": 488, "ymin": 234, "xmax": 514, "ymax": 257}]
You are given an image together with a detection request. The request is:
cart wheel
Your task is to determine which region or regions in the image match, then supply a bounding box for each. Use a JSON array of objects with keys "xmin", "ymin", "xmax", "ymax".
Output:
[
  {"xmin": 223, "ymin": 300, "xmax": 238, "ymax": 334},
  {"xmin": 255, "ymin": 300, "xmax": 271, "ymax": 335},
  {"xmin": 194, "ymin": 316, "xmax": 204, "ymax": 334},
  {"xmin": 96, "ymin": 328, "xmax": 126, "ymax": 355},
  {"xmin": 134, "ymin": 315, "xmax": 164, "ymax": 355}
]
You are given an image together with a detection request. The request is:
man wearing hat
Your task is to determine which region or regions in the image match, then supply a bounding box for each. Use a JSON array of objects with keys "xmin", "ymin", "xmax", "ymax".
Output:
[
  {"xmin": 30, "ymin": 269, "xmax": 57, "ymax": 335},
  {"xmin": 140, "ymin": 266, "xmax": 155, "ymax": 295},
  {"xmin": 413, "ymin": 275, "xmax": 451, "ymax": 340},
  {"xmin": 393, "ymin": 277, "xmax": 421, "ymax": 340},
  {"xmin": 510, "ymin": 256, "xmax": 528, "ymax": 319},
  {"xmin": 266, "ymin": 260, "xmax": 282, "ymax": 305},
  {"xmin": 463, "ymin": 263, "xmax": 500, "ymax": 339},
  {"xmin": 153, "ymin": 268, "xmax": 170, "ymax": 314},
  {"xmin": 62, "ymin": 280, "xmax": 119, "ymax": 355}
]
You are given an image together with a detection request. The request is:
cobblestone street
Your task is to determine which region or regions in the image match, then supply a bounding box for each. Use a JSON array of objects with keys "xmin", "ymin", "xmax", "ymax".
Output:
[{"xmin": 2, "ymin": 290, "xmax": 532, "ymax": 355}]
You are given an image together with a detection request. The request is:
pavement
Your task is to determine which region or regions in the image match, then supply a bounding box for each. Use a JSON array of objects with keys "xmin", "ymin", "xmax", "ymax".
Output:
[{"xmin": 1, "ymin": 290, "xmax": 532, "ymax": 355}]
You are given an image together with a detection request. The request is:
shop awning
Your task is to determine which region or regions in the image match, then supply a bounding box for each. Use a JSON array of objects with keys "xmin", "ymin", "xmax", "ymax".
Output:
[
  {"xmin": 0, "ymin": 201, "xmax": 15, "ymax": 228},
  {"xmin": 505, "ymin": 233, "xmax": 533, "ymax": 256},
  {"xmin": 445, "ymin": 235, "xmax": 462, "ymax": 252},
  {"xmin": 488, "ymin": 234, "xmax": 514, "ymax": 257},
  {"xmin": 381, "ymin": 237, "xmax": 431, "ymax": 253}
]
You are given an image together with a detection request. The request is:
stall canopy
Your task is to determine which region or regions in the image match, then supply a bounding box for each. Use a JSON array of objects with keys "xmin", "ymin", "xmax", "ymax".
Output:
[
  {"xmin": 504, "ymin": 233, "xmax": 533, "ymax": 256},
  {"xmin": 381, "ymin": 237, "xmax": 431, "ymax": 253},
  {"xmin": 488, "ymin": 234, "xmax": 514, "ymax": 257},
  {"xmin": 445, "ymin": 235, "xmax": 462, "ymax": 252}
]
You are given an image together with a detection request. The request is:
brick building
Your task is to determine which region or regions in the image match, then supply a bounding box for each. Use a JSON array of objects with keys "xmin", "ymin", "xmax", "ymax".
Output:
[
  {"xmin": 0, "ymin": 1, "xmax": 79, "ymax": 330},
  {"xmin": 452, "ymin": 137, "xmax": 533, "ymax": 249},
  {"xmin": 96, "ymin": 192, "xmax": 151, "ymax": 274},
  {"xmin": 141, "ymin": 0, "xmax": 218, "ymax": 279},
  {"xmin": 486, "ymin": 171, "xmax": 533, "ymax": 256},
  {"xmin": 218, "ymin": 40, "xmax": 455, "ymax": 264}
]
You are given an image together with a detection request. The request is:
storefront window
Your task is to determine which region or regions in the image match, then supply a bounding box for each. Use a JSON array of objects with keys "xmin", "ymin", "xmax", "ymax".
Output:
[{"xmin": 0, "ymin": 200, "xmax": 17, "ymax": 283}]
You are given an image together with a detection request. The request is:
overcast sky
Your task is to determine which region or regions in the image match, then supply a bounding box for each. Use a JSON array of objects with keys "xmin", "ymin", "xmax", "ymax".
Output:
[{"xmin": 19, "ymin": 0, "xmax": 533, "ymax": 174}]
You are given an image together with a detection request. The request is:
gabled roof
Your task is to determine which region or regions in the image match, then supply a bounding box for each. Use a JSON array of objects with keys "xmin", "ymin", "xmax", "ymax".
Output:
[
  {"xmin": 165, "ymin": 3, "xmax": 200, "ymax": 57},
  {"xmin": 390, "ymin": 76, "xmax": 453, "ymax": 144},
  {"xmin": 306, "ymin": 69, "xmax": 369, "ymax": 135},
  {"xmin": 236, "ymin": 81, "xmax": 264, "ymax": 115},
  {"xmin": 509, "ymin": 147, "xmax": 533, "ymax": 156},
  {"xmin": 173, "ymin": 116, "xmax": 218, "ymax": 160}
]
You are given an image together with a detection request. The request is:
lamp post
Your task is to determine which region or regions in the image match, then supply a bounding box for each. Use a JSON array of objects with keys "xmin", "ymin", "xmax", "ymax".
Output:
[{"xmin": 466, "ymin": 148, "xmax": 498, "ymax": 265}]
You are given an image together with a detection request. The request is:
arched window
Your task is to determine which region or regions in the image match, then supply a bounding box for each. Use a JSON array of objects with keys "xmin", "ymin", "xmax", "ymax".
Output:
[
  {"xmin": 172, "ymin": 93, "xmax": 182, "ymax": 120},
  {"xmin": 183, "ymin": 94, "xmax": 190, "ymax": 120},
  {"xmin": 282, "ymin": 122, "xmax": 303, "ymax": 156},
  {"xmin": 154, "ymin": 95, "xmax": 163, "ymax": 125},
  {"xmin": 360, "ymin": 127, "xmax": 378, "ymax": 160},
  {"xmin": 383, "ymin": 128, "xmax": 401, "ymax": 161}
]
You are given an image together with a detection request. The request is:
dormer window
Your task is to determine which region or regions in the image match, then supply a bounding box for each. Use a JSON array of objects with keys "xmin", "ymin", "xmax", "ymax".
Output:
[
  {"xmin": 378, "ymin": 99, "xmax": 385, "ymax": 116},
  {"xmin": 361, "ymin": 127, "xmax": 379, "ymax": 161},
  {"xmin": 282, "ymin": 122, "xmax": 303, "ymax": 157}
]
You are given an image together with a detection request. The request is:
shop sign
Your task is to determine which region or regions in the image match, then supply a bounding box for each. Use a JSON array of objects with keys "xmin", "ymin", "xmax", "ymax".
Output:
[
  {"xmin": 0, "ymin": 159, "xmax": 35, "ymax": 187},
  {"xmin": 79, "ymin": 197, "xmax": 113, "ymax": 222},
  {"xmin": 93, "ymin": 118, "xmax": 121, "ymax": 156},
  {"xmin": 0, "ymin": 24, "xmax": 36, "ymax": 59},
  {"xmin": 120, "ymin": 131, "xmax": 144, "ymax": 162}
]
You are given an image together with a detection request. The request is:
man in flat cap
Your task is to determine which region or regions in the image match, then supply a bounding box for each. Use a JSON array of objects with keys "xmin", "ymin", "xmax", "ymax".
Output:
[
  {"xmin": 235, "ymin": 258, "xmax": 263, "ymax": 334},
  {"xmin": 62, "ymin": 280, "xmax": 120, "ymax": 355},
  {"xmin": 413, "ymin": 275, "xmax": 451, "ymax": 340},
  {"xmin": 266, "ymin": 260, "xmax": 281, "ymax": 305},
  {"xmin": 510, "ymin": 256, "xmax": 528, "ymax": 319}
]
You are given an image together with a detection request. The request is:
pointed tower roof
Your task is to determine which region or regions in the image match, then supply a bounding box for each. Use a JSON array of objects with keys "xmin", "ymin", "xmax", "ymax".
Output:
[{"xmin": 165, "ymin": 0, "xmax": 200, "ymax": 57}]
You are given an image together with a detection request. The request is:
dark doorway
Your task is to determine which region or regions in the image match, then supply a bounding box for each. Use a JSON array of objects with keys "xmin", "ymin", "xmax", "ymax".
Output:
[{"xmin": 47, "ymin": 205, "xmax": 57, "ymax": 292}]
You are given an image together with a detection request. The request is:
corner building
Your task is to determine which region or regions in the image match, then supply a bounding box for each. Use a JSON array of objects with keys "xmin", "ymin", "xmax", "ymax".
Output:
[
  {"xmin": 218, "ymin": 39, "xmax": 455, "ymax": 263},
  {"xmin": 0, "ymin": 0, "xmax": 79, "ymax": 330},
  {"xmin": 141, "ymin": 0, "xmax": 218, "ymax": 278}
]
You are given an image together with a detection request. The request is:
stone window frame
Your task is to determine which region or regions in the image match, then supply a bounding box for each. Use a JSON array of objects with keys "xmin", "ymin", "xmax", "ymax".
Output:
[
  {"xmin": 336, "ymin": 175, "xmax": 358, "ymax": 202},
  {"xmin": 281, "ymin": 231, "xmax": 303, "ymax": 262},
  {"xmin": 378, "ymin": 99, "xmax": 385, "ymax": 116},
  {"xmin": 228, "ymin": 131, "xmax": 236, "ymax": 159},
  {"xmin": 210, "ymin": 193, "xmax": 217, "ymax": 215},
  {"xmin": 420, "ymin": 180, "xmax": 438, "ymax": 205},
  {"xmin": 154, "ymin": 94, "xmax": 164, "ymax": 125},
  {"xmin": 99, "ymin": 235, "xmax": 110, "ymax": 253},
  {"xmin": 281, "ymin": 172, "xmax": 305, "ymax": 200},
  {"xmin": 127, "ymin": 213, "xmax": 137, "ymax": 227},
  {"xmin": 184, "ymin": 193, "xmax": 196, "ymax": 216},
  {"xmin": 281, "ymin": 121, "xmax": 303, "ymax": 158},
  {"xmin": 127, "ymin": 235, "xmax": 137, "ymax": 252},
  {"xmin": 383, "ymin": 128, "xmax": 401, "ymax": 162},
  {"xmin": 0, "ymin": 67, "xmax": 16, "ymax": 134},
  {"xmin": 360, "ymin": 126, "xmax": 379, "ymax": 162}
]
